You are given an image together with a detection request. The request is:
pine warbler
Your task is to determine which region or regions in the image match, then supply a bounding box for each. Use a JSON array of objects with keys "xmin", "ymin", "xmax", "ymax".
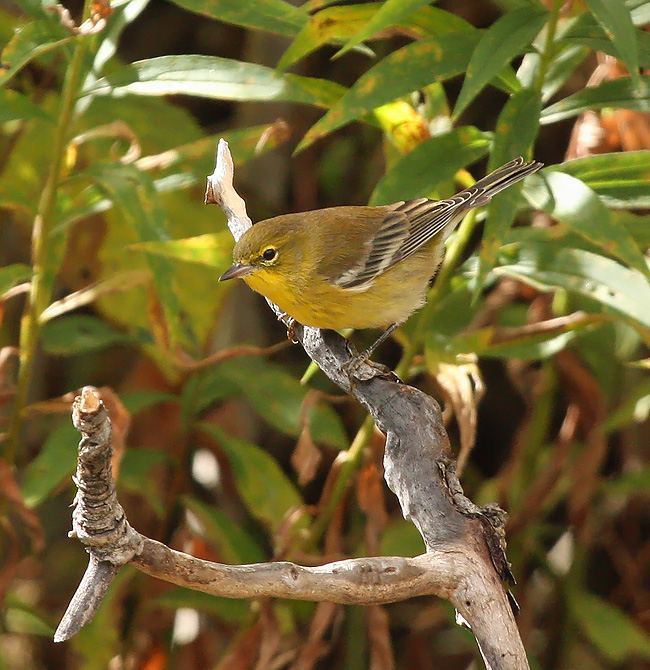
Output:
[{"xmin": 220, "ymin": 157, "xmax": 542, "ymax": 364}]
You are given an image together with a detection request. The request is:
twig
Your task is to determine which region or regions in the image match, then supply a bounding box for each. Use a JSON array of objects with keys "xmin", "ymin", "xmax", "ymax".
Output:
[{"xmin": 58, "ymin": 141, "xmax": 529, "ymax": 670}]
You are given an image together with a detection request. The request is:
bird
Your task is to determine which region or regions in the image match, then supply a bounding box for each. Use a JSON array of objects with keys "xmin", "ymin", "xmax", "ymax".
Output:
[{"xmin": 219, "ymin": 156, "xmax": 543, "ymax": 375}]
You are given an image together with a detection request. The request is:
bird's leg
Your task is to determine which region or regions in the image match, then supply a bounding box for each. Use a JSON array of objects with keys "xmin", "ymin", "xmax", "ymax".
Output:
[
  {"xmin": 343, "ymin": 323, "xmax": 400, "ymax": 381},
  {"xmin": 277, "ymin": 312, "xmax": 299, "ymax": 344}
]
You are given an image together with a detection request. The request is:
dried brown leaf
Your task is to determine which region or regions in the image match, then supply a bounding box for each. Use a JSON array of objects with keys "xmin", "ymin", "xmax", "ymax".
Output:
[
  {"xmin": 429, "ymin": 355, "xmax": 485, "ymax": 477},
  {"xmin": 0, "ymin": 517, "xmax": 20, "ymax": 602},
  {"xmin": 95, "ymin": 387, "xmax": 131, "ymax": 478},
  {"xmin": 0, "ymin": 458, "xmax": 45, "ymax": 553},
  {"xmin": 291, "ymin": 428, "xmax": 322, "ymax": 487}
]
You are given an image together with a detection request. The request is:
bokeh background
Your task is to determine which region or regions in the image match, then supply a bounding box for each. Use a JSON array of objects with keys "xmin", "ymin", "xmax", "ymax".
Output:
[{"xmin": 2, "ymin": 0, "xmax": 650, "ymax": 668}]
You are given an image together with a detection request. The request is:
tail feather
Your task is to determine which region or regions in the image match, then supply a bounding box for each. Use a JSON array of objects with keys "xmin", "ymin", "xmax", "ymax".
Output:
[{"xmin": 469, "ymin": 157, "xmax": 543, "ymax": 207}]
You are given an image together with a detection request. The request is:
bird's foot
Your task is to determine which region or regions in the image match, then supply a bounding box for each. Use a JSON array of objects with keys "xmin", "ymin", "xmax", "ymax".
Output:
[
  {"xmin": 278, "ymin": 313, "xmax": 299, "ymax": 344},
  {"xmin": 342, "ymin": 346, "xmax": 399, "ymax": 383},
  {"xmin": 341, "ymin": 323, "xmax": 402, "ymax": 383}
]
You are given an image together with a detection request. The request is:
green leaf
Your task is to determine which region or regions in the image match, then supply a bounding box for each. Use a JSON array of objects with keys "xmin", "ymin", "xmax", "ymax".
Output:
[
  {"xmin": 549, "ymin": 151, "xmax": 650, "ymax": 210},
  {"xmin": 4, "ymin": 604, "xmax": 54, "ymax": 637},
  {"xmin": 496, "ymin": 242, "xmax": 650, "ymax": 334},
  {"xmin": 85, "ymin": 0, "xmax": 151, "ymax": 82},
  {"xmin": 85, "ymin": 55, "xmax": 344, "ymax": 109},
  {"xmin": 584, "ymin": 0, "xmax": 641, "ymax": 80},
  {"xmin": 563, "ymin": 12, "xmax": 650, "ymax": 69},
  {"xmin": 568, "ymin": 590, "xmax": 650, "ymax": 663},
  {"xmin": 132, "ymin": 231, "xmax": 233, "ymax": 272},
  {"xmin": 187, "ymin": 357, "xmax": 348, "ymax": 449},
  {"xmin": 488, "ymin": 89, "xmax": 542, "ymax": 172},
  {"xmin": 453, "ymin": 5, "xmax": 548, "ymax": 118},
  {"xmin": 540, "ymin": 76, "xmax": 650, "ymax": 125},
  {"xmin": 278, "ymin": 5, "xmax": 377, "ymax": 71},
  {"xmin": 523, "ymin": 171, "xmax": 650, "ymax": 278},
  {"xmin": 86, "ymin": 163, "xmax": 182, "ymax": 348},
  {"xmin": 629, "ymin": 0, "xmax": 650, "ymax": 26},
  {"xmin": 278, "ymin": 4, "xmax": 381, "ymax": 71},
  {"xmin": 0, "ymin": 263, "xmax": 31, "ymax": 295},
  {"xmin": 0, "ymin": 89, "xmax": 52, "ymax": 123},
  {"xmin": 335, "ymin": 0, "xmax": 438, "ymax": 58},
  {"xmin": 167, "ymin": 0, "xmax": 305, "ymax": 36},
  {"xmin": 617, "ymin": 211, "xmax": 650, "ymax": 248},
  {"xmin": 183, "ymin": 497, "xmax": 266, "ymax": 564},
  {"xmin": 154, "ymin": 588, "xmax": 251, "ymax": 624},
  {"xmin": 118, "ymin": 389, "xmax": 177, "ymax": 415},
  {"xmin": 298, "ymin": 30, "xmax": 481, "ymax": 151},
  {"xmin": 541, "ymin": 44, "xmax": 589, "ymax": 103},
  {"xmin": 199, "ymin": 424, "xmax": 303, "ymax": 532},
  {"xmin": 475, "ymin": 87, "xmax": 541, "ymax": 296},
  {"xmin": 0, "ymin": 18, "xmax": 72, "ymax": 87},
  {"xmin": 279, "ymin": 4, "xmax": 467, "ymax": 71},
  {"xmin": 41, "ymin": 315, "xmax": 135, "ymax": 355},
  {"xmin": 21, "ymin": 421, "xmax": 78, "ymax": 507},
  {"xmin": 370, "ymin": 127, "xmax": 491, "ymax": 205}
]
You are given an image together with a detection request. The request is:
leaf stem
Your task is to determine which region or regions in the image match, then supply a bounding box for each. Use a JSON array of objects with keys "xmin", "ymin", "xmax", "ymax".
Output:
[
  {"xmin": 534, "ymin": 0, "xmax": 563, "ymax": 93},
  {"xmin": 309, "ymin": 414, "xmax": 375, "ymax": 543},
  {"xmin": 5, "ymin": 15, "xmax": 91, "ymax": 466}
]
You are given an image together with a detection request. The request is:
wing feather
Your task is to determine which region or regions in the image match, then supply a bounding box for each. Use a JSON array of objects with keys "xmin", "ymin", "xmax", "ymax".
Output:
[{"xmin": 331, "ymin": 157, "xmax": 542, "ymax": 289}]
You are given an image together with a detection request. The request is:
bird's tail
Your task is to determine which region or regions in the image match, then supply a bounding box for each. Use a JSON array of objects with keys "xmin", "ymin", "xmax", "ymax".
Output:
[{"xmin": 468, "ymin": 157, "xmax": 543, "ymax": 207}]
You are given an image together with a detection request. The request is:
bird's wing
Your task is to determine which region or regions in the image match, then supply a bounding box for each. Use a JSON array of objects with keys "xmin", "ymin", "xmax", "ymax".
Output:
[
  {"xmin": 332, "ymin": 157, "xmax": 543, "ymax": 289},
  {"xmin": 332, "ymin": 205, "xmax": 412, "ymax": 289},
  {"xmin": 333, "ymin": 196, "xmax": 469, "ymax": 289}
]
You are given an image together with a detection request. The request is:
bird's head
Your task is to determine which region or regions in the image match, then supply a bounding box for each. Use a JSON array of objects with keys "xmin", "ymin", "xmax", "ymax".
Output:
[{"xmin": 219, "ymin": 215, "xmax": 304, "ymax": 288}]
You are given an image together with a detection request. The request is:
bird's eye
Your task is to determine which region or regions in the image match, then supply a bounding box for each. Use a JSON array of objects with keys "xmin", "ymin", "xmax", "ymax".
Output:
[{"xmin": 262, "ymin": 247, "xmax": 277, "ymax": 261}]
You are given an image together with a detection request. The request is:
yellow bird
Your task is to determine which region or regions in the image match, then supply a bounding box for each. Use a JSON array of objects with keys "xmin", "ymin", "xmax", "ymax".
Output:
[{"xmin": 220, "ymin": 157, "xmax": 542, "ymax": 369}]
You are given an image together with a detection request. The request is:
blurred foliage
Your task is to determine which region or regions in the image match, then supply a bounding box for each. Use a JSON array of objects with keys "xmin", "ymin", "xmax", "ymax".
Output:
[{"xmin": 1, "ymin": 0, "xmax": 650, "ymax": 668}]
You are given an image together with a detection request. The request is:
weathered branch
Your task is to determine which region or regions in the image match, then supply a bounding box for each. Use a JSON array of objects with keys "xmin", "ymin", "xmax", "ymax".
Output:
[{"xmin": 57, "ymin": 141, "xmax": 528, "ymax": 670}]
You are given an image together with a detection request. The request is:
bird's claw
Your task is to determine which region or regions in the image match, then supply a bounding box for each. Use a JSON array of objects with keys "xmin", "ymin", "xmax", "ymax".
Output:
[
  {"xmin": 342, "ymin": 352, "xmax": 397, "ymax": 383},
  {"xmin": 279, "ymin": 313, "xmax": 299, "ymax": 344}
]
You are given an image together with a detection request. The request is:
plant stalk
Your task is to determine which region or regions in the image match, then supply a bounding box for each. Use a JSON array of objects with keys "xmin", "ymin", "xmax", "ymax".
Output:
[{"xmin": 5, "ymin": 18, "xmax": 91, "ymax": 466}]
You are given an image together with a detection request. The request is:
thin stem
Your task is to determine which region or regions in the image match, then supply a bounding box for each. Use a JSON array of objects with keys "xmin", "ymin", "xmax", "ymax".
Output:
[
  {"xmin": 5, "ymin": 14, "xmax": 92, "ymax": 466},
  {"xmin": 534, "ymin": 0, "xmax": 563, "ymax": 93},
  {"xmin": 309, "ymin": 414, "xmax": 375, "ymax": 543}
]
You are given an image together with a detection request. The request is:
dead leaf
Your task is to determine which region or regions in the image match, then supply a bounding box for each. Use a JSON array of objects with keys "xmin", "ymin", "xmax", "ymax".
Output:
[
  {"xmin": 292, "ymin": 390, "xmax": 326, "ymax": 486},
  {"xmin": 0, "ymin": 458, "xmax": 45, "ymax": 554},
  {"xmin": 95, "ymin": 387, "xmax": 131, "ymax": 479},
  {"xmin": 428, "ymin": 354, "xmax": 485, "ymax": 477},
  {"xmin": 0, "ymin": 517, "xmax": 20, "ymax": 603},
  {"xmin": 292, "ymin": 428, "xmax": 322, "ymax": 487},
  {"xmin": 567, "ymin": 53, "xmax": 650, "ymax": 158}
]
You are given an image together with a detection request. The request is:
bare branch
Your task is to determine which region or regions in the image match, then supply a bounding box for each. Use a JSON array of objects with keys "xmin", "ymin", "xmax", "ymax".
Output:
[{"xmin": 59, "ymin": 141, "xmax": 529, "ymax": 670}]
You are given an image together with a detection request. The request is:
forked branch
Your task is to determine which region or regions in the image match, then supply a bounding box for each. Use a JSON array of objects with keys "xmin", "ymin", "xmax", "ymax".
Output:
[{"xmin": 57, "ymin": 141, "xmax": 528, "ymax": 670}]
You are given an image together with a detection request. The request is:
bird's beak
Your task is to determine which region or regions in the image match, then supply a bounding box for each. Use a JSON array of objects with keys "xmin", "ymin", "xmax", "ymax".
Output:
[{"xmin": 219, "ymin": 262, "xmax": 254, "ymax": 281}]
